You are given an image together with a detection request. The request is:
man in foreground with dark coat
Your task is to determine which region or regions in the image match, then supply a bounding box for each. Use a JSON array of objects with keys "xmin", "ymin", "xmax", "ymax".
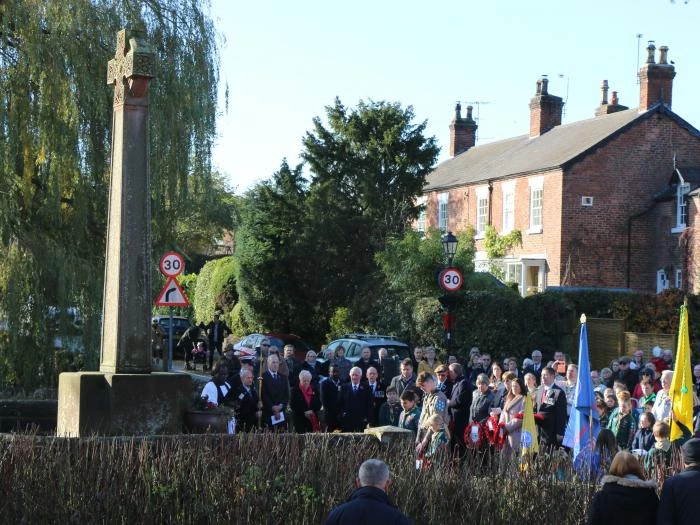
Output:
[
  {"xmin": 447, "ymin": 363, "xmax": 472, "ymax": 458},
  {"xmin": 535, "ymin": 366, "xmax": 568, "ymax": 450},
  {"xmin": 657, "ymin": 438, "xmax": 700, "ymax": 525},
  {"xmin": 338, "ymin": 366, "xmax": 371, "ymax": 432},
  {"xmin": 323, "ymin": 459, "xmax": 411, "ymax": 525}
]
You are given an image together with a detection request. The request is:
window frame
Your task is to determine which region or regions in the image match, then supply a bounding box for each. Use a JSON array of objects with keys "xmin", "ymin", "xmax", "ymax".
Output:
[
  {"xmin": 475, "ymin": 186, "xmax": 489, "ymax": 237},
  {"xmin": 437, "ymin": 192, "xmax": 449, "ymax": 233},
  {"xmin": 528, "ymin": 176, "xmax": 544, "ymax": 234},
  {"xmin": 501, "ymin": 181, "xmax": 515, "ymax": 234}
]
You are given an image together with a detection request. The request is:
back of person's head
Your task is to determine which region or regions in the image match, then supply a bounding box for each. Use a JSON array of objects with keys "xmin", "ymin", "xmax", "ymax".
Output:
[
  {"xmin": 357, "ymin": 459, "xmax": 390, "ymax": 490},
  {"xmin": 609, "ymin": 451, "xmax": 645, "ymax": 479},
  {"xmin": 416, "ymin": 371, "xmax": 434, "ymax": 386},
  {"xmin": 595, "ymin": 428, "xmax": 619, "ymax": 455},
  {"xmin": 653, "ymin": 421, "xmax": 670, "ymax": 439},
  {"xmin": 449, "ymin": 362, "xmax": 463, "ymax": 376}
]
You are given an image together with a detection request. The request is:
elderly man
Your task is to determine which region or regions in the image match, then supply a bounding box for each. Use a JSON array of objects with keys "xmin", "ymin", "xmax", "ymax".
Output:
[
  {"xmin": 357, "ymin": 346, "xmax": 379, "ymax": 378},
  {"xmin": 233, "ymin": 367, "xmax": 260, "ymax": 431},
  {"xmin": 524, "ymin": 349, "xmax": 544, "ymax": 384},
  {"xmin": 338, "ymin": 367, "xmax": 371, "ymax": 432},
  {"xmin": 323, "ymin": 459, "xmax": 411, "ymax": 525},
  {"xmin": 657, "ymin": 438, "xmax": 700, "ymax": 525},
  {"xmin": 261, "ymin": 353, "xmax": 289, "ymax": 429},
  {"xmin": 366, "ymin": 367, "xmax": 385, "ymax": 427}
]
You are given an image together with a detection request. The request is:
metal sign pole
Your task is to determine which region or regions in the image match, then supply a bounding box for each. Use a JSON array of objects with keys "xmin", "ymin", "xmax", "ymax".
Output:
[{"xmin": 166, "ymin": 306, "xmax": 174, "ymax": 371}]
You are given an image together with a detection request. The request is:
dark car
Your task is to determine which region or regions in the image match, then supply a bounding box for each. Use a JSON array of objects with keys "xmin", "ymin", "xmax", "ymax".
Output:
[
  {"xmin": 234, "ymin": 332, "xmax": 316, "ymax": 362},
  {"xmin": 151, "ymin": 316, "xmax": 194, "ymax": 359},
  {"xmin": 322, "ymin": 334, "xmax": 410, "ymax": 363}
]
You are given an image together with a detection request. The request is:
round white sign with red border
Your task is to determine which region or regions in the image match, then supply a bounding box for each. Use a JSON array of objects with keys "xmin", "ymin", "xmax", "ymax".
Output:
[
  {"xmin": 439, "ymin": 267, "xmax": 463, "ymax": 292},
  {"xmin": 159, "ymin": 251, "xmax": 184, "ymax": 277}
]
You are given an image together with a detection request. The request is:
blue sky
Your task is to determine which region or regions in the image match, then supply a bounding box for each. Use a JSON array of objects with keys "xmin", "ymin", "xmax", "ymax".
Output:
[{"xmin": 209, "ymin": 0, "xmax": 700, "ymax": 193}]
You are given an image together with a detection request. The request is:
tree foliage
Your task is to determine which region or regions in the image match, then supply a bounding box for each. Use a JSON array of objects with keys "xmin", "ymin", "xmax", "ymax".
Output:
[
  {"xmin": 192, "ymin": 256, "xmax": 237, "ymax": 327},
  {"xmin": 0, "ymin": 0, "xmax": 224, "ymax": 391},
  {"xmin": 235, "ymin": 160, "xmax": 312, "ymax": 335}
]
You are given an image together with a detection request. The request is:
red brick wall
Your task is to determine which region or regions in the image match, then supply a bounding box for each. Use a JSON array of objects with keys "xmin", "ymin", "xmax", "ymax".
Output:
[{"xmin": 561, "ymin": 114, "xmax": 700, "ymax": 292}]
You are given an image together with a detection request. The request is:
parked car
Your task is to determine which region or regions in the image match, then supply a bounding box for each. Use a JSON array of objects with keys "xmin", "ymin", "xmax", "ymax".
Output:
[
  {"xmin": 151, "ymin": 315, "xmax": 194, "ymax": 359},
  {"xmin": 321, "ymin": 334, "xmax": 410, "ymax": 363},
  {"xmin": 234, "ymin": 332, "xmax": 316, "ymax": 362}
]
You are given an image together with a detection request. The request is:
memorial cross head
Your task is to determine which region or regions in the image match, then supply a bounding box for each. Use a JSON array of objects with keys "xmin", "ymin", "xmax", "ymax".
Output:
[{"xmin": 107, "ymin": 28, "xmax": 155, "ymax": 104}]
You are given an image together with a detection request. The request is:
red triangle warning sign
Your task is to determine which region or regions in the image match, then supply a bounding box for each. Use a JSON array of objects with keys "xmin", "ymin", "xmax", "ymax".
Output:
[{"xmin": 155, "ymin": 277, "xmax": 190, "ymax": 307}]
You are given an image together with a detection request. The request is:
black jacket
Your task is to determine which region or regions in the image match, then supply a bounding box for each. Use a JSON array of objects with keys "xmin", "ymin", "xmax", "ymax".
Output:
[
  {"xmin": 261, "ymin": 370, "xmax": 289, "ymax": 427},
  {"xmin": 323, "ymin": 486, "xmax": 411, "ymax": 525},
  {"xmin": 448, "ymin": 377, "xmax": 472, "ymax": 432},
  {"xmin": 338, "ymin": 383, "xmax": 372, "ymax": 432},
  {"xmin": 535, "ymin": 383, "xmax": 568, "ymax": 447},
  {"xmin": 321, "ymin": 377, "xmax": 343, "ymax": 429},
  {"xmin": 289, "ymin": 384, "xmax": 322, "ymax": 433},
  {"xmin": 657, "ymin": 466, "xmax": 700, "ymax": 525},
  {"xmin": 587, "ymin": 475, "xmax": 658, "ymax": 525},
  {"xmin": 233, "ymin": 384, "xmax": 259, "ymax": 432}
]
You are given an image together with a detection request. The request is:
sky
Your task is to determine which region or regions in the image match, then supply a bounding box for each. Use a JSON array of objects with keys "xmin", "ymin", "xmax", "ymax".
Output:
[{"xmin": 208, "ymin": 0, "xmax": 700, "ymax": 194}]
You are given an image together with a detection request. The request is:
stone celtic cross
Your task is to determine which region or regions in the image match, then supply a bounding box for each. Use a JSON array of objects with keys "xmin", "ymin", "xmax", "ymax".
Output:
[
  {"xmin": 100, "ymin": 28, "xmax": 156, "ymax": 374},
  {"xmin": 107, "ymin": 28, "xmax": 155, "ymax": 105}
]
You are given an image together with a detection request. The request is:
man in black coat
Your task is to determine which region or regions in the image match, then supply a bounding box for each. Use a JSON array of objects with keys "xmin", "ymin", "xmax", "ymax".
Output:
[
  {"xmin": 321, "ymin": 365, "xmax": 343, "ymax": 431},
  {"xmin": 357, "ymin": 346, "xmax": 379, "ymax": 379},
  {"xmin": 366, "ymin": 367, "xmax": 385, "ymax": 427},
  {"xmin": 338, "ymin": 366, "xmax": 372, "ymax": 432},
  {"xmin": 206, "ymin": 313, "xmax": 230, "ymax": 369},
  {"xmin": 535, "ymin": 366, "xmax": 568, "ymax": 449},
  {"xmin": 657, "ymin": 438, "xmax": 700, "ymax": 525},
  {"xmin": 323, "ymin": 459, "xmax": 410, "ymax": 525},
  {"xmin": 612, "ymin": 356, "xmax": 639, "ymax": 393},
  {"xmin": 261, "ymin": 354, "xmax": 289, "ymax": 429},
  {"xmin": 447, "ymin": 363, "xmax": 472, "ymax": 457},
  {"xmin": 233, "ymin": 368, "xmax": 260, "ymax": 431}
]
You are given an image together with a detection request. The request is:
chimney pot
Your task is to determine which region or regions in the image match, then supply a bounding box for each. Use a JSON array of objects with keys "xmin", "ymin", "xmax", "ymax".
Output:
[
  {"xmin": 466, "ymin": 105, "xmax": 474, "ymax": 121},
  {"xmin": 541, "ymin": 75, "xmax": 549, "ymax": 95},
  {"xmin": 455, "ymin": 101, "xmax": 462, "ymax": 120},
  {"xmin": 611, "ymin": 91, "xmax": 619, "ymax": 105},
  {"xmin": 659, "ymin": 45, "xmax": 669, "ymax": 65},
  {"xmin": 601, "ymin": 80, "xmax": 609, "ymax": 105},
  {"xmin": 646, "ymin": 42, "xmax": 656, "ymax": 64}
]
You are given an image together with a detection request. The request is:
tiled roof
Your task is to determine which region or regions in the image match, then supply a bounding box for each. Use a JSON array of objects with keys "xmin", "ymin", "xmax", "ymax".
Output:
[{"xmin": 425, "ymin": 105, "xmax": 699, "ymax": 191}]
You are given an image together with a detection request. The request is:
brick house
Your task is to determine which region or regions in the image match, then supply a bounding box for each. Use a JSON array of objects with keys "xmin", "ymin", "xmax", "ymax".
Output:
[{"xmin": 422, "ymin": 44, "xmax": 700, "ymax": 296}]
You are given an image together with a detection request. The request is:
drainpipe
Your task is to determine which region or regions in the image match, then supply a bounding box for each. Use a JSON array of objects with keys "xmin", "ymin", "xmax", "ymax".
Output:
[{"xmin": 488, "ymin": 181, "xmax": 493, "ymax": 226}]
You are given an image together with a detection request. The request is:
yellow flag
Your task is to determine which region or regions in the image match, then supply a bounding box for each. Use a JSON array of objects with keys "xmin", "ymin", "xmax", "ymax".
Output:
[
  {"xmin": 520, "ymin": 392, "xmax": 539, "ymax": 470},
  {"xmin": 670, "ymin": 304, "xmax": 694, "ymax": 441}
]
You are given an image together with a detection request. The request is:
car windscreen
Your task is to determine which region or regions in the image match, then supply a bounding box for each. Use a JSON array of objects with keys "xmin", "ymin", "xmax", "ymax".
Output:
[{"xmin": 159, "ymin": 318, "xmax": 190, "ymax": 331}]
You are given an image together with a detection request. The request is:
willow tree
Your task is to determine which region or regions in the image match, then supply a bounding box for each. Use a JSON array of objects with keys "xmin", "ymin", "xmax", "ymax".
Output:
[{"xmin": 0, "ymin": 0, "xmax": 224, "ymax": 391}]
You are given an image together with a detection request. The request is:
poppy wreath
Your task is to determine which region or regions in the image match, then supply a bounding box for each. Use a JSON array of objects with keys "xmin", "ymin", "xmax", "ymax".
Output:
[
  {"xmin": 485, "ymin": 416, "xmax": 507, "ymax": 449},
  {"xmin": 464, "ymin": 421, "xmax": 486, "ymax": 449}
]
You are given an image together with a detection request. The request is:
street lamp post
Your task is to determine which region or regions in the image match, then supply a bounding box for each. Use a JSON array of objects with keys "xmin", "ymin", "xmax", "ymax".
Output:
[{"xmin": 439, "ymin": 231, "xmax": 460, "ymax": 355}]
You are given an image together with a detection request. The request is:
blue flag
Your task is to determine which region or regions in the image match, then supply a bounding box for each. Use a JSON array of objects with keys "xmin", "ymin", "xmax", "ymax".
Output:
[{"xmin": 564, "ymin": 315, "xmax": 600, "ymax": 472}]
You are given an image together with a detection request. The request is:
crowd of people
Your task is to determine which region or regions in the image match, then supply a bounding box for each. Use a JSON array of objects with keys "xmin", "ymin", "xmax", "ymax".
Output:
[{"xmin": 199, "ymin": 341, "xmax": 700, "ymax": 523}]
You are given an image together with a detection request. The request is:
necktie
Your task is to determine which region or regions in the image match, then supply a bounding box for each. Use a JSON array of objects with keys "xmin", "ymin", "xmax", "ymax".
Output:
[
  {"xmin": 272, "ymin": 373, "xmax": 277, "ymax": 380},
  {"xmin": 353, "ymin": 385, "xmax": 358, "ymax": 394}
]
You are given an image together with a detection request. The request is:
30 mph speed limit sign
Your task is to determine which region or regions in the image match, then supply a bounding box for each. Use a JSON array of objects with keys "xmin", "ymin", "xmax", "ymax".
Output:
[
  {"xmin": 439, "ymin": 267, "xmax": 463, "ymax": 292},
  {"xmin": 159, "ymin": 251, "xmax": 184, "ymax": 277}
]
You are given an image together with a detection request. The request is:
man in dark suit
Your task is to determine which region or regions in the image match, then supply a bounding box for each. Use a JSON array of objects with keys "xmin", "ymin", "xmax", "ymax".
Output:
[
  {"xmin": 366, "ymin": 367, "xmax": 385, "ymax": 427},
  {"xmin": 338, "ymin": 366, "xmax": 371, "ymax": 432},
  {"xmin": 523, "ymin": 349, "xmax": 544, "ymax": 384},
  {"xmin": 535, "ymin": 366, "xmax": 568, "ymax": 449},
  {"xmin": 357, "ymin": 346, "xmax": 379, "ymax": 379},
  {"xmin": 261, "ymin": 354, "xmax": 289, "ymax": 429},
  {"xmin": 447, "ymin": 363, "xmax": 472, "ymax": 458},
  {"xmin": 233, "ymin": 368, "xmax": 260, "ymax": 431},
  {"xmin": 321, "ymin": 365, "xmax": 343, "ymax": 431},
  {"xmin": 206, "ymin": 313, "xmax": 230, "ymax": 369}
]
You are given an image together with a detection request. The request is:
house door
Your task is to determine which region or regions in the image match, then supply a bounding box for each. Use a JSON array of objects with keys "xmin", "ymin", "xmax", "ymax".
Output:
[{"xmin": 656, "ymin": 269, "xmax": 668, "ymax": 294}]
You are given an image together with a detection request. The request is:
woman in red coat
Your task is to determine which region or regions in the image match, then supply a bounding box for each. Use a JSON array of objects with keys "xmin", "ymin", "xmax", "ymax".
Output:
[{"xmin": 290, "ymin": 370, "xmax": 322, "ymax": 433}]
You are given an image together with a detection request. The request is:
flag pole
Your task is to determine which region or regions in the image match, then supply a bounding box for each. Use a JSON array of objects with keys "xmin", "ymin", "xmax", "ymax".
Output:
[{"xmin": 581, "ymin": 313, "xmax": 594, "ymax": 476}]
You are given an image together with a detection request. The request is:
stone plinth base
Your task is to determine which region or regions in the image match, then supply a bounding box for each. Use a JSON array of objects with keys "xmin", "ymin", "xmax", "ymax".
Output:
[
  {"xmin": 57, "ymin": 372, "xmax": 192, "ymax": 437},
  {"xmin": 364, "ymin": 425, "xmax": 414, "ymax": 445}
]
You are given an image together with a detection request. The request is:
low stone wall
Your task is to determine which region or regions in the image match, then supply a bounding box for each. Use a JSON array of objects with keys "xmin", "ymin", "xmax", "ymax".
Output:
[{"xmin": 0, "ymin": 400, "xmax": 58, "ymax": 433}]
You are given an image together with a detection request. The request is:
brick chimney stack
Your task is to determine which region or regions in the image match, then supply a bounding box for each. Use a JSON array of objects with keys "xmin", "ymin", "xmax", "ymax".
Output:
[
  {"xmin": 639, "ymin": 43, "xmax": 675, "ymax": 111},
  {"xmin": 595, "ymin": 79, "xmax": 629, "ymax": 117},
  {"xmin": 449, "ymin": 102, "xmax": 477, "ymax": 156},
  {"xmin": 529, "ymin": 75, "xmax": 564, "ymax": 138}
]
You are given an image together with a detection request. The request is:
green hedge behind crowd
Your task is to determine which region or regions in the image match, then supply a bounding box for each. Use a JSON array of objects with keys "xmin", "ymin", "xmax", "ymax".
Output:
[
  {"xmin": 0, "ymin": 433, "xmax": 606, "ymax": 525},
  {"xmin": 439, "ymin": 287, "xmax": 700, "ymax": 362}
]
